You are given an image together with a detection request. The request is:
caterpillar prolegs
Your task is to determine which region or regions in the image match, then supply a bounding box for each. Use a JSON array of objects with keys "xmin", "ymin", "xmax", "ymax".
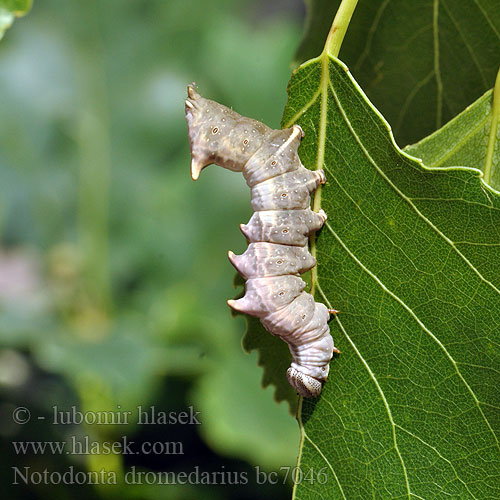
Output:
[{"xmin": 185, "ymin": 84, "xmax": 337, "ymax": 397}]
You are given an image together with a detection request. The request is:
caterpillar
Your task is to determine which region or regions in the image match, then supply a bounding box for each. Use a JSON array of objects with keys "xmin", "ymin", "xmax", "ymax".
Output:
[{"xmin": 184, "ymin": 84, "xmax": 337, "ymax": 397}]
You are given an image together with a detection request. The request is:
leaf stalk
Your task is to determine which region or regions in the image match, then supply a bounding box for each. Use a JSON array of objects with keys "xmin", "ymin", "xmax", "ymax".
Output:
[
  {"xmin": 323, "ymin": 0, "xmax": 359, "ymax": 58},
  {"xmin": 310, "ymin": 0, "xmax": 359, "ymax": 295}
]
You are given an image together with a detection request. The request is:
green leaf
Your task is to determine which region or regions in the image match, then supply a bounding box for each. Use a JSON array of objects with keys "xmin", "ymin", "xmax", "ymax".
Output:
[
  {"xmin": 405, "ymin": 70, "xmax": 500, "ymax": 192},
  {"xmin": 193, "ymin": 347, "xmax": 298, "ymax": 470},
  {"xmin": 296, "ymin": 0, "xmax": 500, "ymax": 146},
  {"xmin": 242, "ymin": 316, "xmax": 298, "ymax": 413},
  {"xmin": 0, "ymin": 0, "xmax": 31, "ymax": 39},
  {"xmin": 281, "ymin": 52, "xmax": 500, "ymax": 498}
]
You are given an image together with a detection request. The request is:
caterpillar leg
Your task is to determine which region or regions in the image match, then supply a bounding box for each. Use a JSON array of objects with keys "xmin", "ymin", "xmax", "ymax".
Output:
[{"xmin": 327, "ymin": 310, "xmax": 340, "ymax": 353}]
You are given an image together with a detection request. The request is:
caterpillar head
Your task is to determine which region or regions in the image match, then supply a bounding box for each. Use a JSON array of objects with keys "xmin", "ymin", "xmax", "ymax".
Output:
[
  {"xmin": 185, "ymin": 83, "xmax": 271, "ymax": 180},
  {"xmin": 286, "ymin": 367, "xmax": 323, "ymax": 398}
]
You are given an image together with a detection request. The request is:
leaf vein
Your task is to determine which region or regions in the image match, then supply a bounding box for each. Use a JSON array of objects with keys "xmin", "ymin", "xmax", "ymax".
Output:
[
  {"xmin": 415, "ymin": 105, "xmax": 491, "ymax": 168},
  {"xmin": 396, "ymin": 71, "xmax": 435, "ymax": 134},
  {"xmin": 283, "ymin": 88, "xmax": 321, "ymax": 129},
  {"xmin": 470, "ymin": 0, "xmax": 500, "ymax": 40},
  {"xmin": 322, "ymin": 221, "xmax": 500, "ymax": 456},
  {"xmin": 353, "ymin": 0, "xmax": 390, "ymax": 72},
  {"xmin": 440, "ymin": 2, "xmax": 489, "ymax": 88},
  {"xmin": 322, "ymin": 164, "xmax": 435, "ymax": 276},
  {"xmin": 395, "ymin": 424, "xmax": 479, "ymax": 499},
  {"xmin": 409, "ymin": 196, "xmax": 500, "ymax": 212},
  {"xmin": 303, "ymin": 429, "xmax": 347, "ymax": 500},
  {"xmin": 433, "ymin": 0, "xmax": 443, "ymax": 129},
  {"xmin": 327, "ymin": 76, "xmax": 500, "ymax": 298},
  {"xmin": 329, "ymin": 310, "xmax": 412, "ymax": 499}
]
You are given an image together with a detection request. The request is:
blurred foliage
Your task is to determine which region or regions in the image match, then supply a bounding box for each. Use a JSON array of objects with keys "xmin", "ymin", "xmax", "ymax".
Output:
[
  {"xmin": 0, "ymin": 0, "xmax": 31, "ymax": 39},
  {"xmin": 0, "ymin": 0, "xmax": 304, "ymax": 498}
]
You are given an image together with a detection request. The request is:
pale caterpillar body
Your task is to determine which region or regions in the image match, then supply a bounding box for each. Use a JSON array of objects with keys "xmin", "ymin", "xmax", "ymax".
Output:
[{"xmin": 185, "ymin": 84, "xmax": 337, "ymax": 397}]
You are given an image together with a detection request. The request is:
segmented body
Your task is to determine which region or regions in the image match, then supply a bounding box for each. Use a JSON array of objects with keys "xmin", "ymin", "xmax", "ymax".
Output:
[{"xmin": 185, "ymin": 84, "xmax": 336, "ymax": 397}]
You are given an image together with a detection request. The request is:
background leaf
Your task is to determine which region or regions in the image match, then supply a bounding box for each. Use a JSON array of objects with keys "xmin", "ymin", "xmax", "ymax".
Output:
[
  {"xmin": 295, "ymin": 0, "xmax": 500, "ymax": 146},
  {"xmin": 281, "ymin": 53, "xmax": 500, "ymax": 499},
  {"xmin": 242, "ymin": 316, "xmax": 298, "ymax": 413},
  {"xmin": 405, "ymin": 85, "xmax": 500, "ymax": 191},
  {"xmin": 0, "ymin": 0, "xmax": 31, "ymax": 39}
]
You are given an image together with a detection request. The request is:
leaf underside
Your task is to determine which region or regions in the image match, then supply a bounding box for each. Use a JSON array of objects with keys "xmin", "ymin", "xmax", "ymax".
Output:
[
  {"xmin": 278, "ymin": 55, "xmax": 500, "ymax": 499},
  {"xmin": 405, "ymin": 89, "xmax": 500, "ymax": 192}
]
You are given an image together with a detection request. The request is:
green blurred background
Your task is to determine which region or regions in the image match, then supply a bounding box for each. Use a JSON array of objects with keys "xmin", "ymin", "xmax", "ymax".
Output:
[{"xmin": 0, "ymin": 1, "xmax": 305, "ymax": 498}]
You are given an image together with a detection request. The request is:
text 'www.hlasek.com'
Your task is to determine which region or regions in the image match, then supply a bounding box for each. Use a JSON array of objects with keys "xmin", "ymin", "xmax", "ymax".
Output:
[{"xmin": 10, "ymin": 405, "xmax": 330, "ymax": 486}]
